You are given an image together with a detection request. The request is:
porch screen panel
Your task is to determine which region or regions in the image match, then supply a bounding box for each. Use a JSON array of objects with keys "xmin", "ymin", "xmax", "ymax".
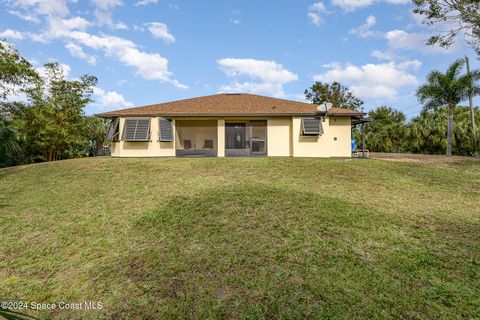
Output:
[
  {"xmin": 106, "ymin": 118, "xmax": 119, "ymax": 141},
  {"xmin": 159, "ymin": 119, "xmax": 174, "ymax": 142},
  {"xmin": 301, "ymin": 117, "xmax": 323, "ymax": 136},
  {"xmin": 122, "ymin": 118, "xmax": 151, "ymax": 141},
  {"xmin": 225, "ymin": 123, "xmax": 246, "ymax": 149}
]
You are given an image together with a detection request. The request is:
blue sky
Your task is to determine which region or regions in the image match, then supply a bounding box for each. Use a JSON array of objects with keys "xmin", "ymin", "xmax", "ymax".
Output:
[{"xmin": 1, "ymin": 0, "xmax": 478, "ymax": 117}]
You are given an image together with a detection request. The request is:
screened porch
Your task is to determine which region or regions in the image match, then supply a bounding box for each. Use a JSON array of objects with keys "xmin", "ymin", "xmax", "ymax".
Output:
[{"xmin": 175, "ymin": 120, "xmax": 218, "ymax": 157}]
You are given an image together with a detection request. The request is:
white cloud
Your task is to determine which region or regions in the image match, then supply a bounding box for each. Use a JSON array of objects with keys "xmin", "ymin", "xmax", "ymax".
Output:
[
  {"xmin": 312, "ymin": 60, "xmax": 421, "ymax": 98},
  {"xmin": 8, "ymin": 0, "xmax": 72, "ymax": 17},
  {"xmin": 134, "ymin": 0, "xmax": 158, "ymax": 6},
  {"xmin": 52, "ymin": 16, "xmax": 91, "ymax": 32},
  {"xmin": 8, "ymin": 10, "xmax": 40, "ymax": 23},
  {"xmin": 27, "ymin": 16, "xmax": 186, "ymax": 88},
  {"xmin": 92, "ymin": 87, "xmax": 134, "ymax": 109},
  {"xmin": 385, "ymin": 29, "xmax": 459, "ymax": 54},
  {"xmin": 29, "ymin": 16, "xmax": 91, "ymax": 42},
  {"xmin": 217, "ymin": 58, "xmax": 298, "ymax": 97},
  {"xmin": 90, "ymin": 0, "xmax": 123, "ymax": 27},
  {"xmin": 308, "ymin": 2, "xmax": 328, "ymax": 26},
  {"xmin": 0, "ymin": 29, "xmax": 25, "ymax": 40},
  {"xmin": 114, "ymin": 22, "xmax": 128, "ymax": 30},
  {"xmin": 146, "ymin": 22, "xmax": 175, "ymax": 43},
  {"xmin": 369, "ymin": 29, "xmax": 460, "ymax": 60},
  {"xmin": 332, "ymin": 0, "xmax": 409, "ymax": 11},
  {"xmin": 69, "ymin": 32, "xmax": 186, "ymax": 88},
  {"xmin": 385, "ymin": 0, "xmax": 410, "ymax": 4},
  {"xmin": 65, "ymin": 42, "xmax": 96, "ymax": 65},
  {"xmin": 332, "ymin": 0, "xmax": 373, "ymax": 11},
  {"xmin": 349, "ymin": 15, "xmax": 380, "ymax": 38},
  {"xmin": 370, "ymin": 49, "xmax": 394, "ymax": 60}
]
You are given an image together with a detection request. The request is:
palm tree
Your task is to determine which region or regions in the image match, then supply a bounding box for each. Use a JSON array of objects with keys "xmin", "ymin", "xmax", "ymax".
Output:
[{"xmin": 416, "ymin": 59, "xmax": 480, "ymax": 156}]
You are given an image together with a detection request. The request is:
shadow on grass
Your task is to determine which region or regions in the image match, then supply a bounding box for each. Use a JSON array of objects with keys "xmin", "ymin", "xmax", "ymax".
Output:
[{"xmin": 95, "ymin": 184, "xmax": 478, "ymax": 319}]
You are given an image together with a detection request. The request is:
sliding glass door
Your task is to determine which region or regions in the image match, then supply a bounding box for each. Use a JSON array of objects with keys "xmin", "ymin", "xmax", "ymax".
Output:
[
  {"xmin": 225, "ymin": 121, "xmax": 267, "ymax": 156},
  {"xmin": 225, "ymin": 123, "xmax": 246, "ymax": 149}
]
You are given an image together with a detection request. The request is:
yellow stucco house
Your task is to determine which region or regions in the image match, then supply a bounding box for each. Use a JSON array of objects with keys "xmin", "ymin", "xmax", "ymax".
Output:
[{"xmin": 97, "ymin": 93, "xmax": 366, "ymax": 158}]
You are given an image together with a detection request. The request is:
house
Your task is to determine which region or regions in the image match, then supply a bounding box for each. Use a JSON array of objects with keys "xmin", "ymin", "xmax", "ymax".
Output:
[{"xmin": 96, "ymin": 93, "xmax": 366, "ymax": 158}]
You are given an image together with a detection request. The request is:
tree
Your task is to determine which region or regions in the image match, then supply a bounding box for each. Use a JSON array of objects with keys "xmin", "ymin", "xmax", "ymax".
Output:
[
  {"xmin": 406, "ymin": 107, "xmax": 480, "ymax": 155},
  {"xmin": 366, "ymin": 106, "xmax": 408, "ymax": 153},
  {"xmin": 304, "ymin": 81, "xmax": 364, "ymax": 110},
  {"xmin": 15, "ymin": 62, "xmax": 97, "ymax": 161},
  {"xmin": 407, "ymin": 110, "xmax": 448, "ymax": 154},
  {"xmin": 416, "ymin": 59, "xmax": 480, "ymax": 156},
  {"xmin": 83, "ymin": 116, "xmax": 108, "ymax": 157},
  {"xmin": 0, "ymin": 40, "xmax": 38, "ymax": 100},
  {"xmin": 412, "ymin": 0, "xmax": 480, "ymax": 54},
  {"xmin": 0, "ymin": 116, "xmax": 23, "ymax": 167}
]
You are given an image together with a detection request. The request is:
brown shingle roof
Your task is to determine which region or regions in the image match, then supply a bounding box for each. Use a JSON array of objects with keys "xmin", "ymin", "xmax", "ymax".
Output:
[{"xmin": 96, "ymin": 93, "xmax": 366, "ymax": 118}]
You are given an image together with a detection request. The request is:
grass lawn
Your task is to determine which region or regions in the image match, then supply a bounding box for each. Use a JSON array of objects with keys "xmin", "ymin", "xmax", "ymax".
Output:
[{"xmin": 1, "ymin": 157, "xmax": 479, "ymax": 319}]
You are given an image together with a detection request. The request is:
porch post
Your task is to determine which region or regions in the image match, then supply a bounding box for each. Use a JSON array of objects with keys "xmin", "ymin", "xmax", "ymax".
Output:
[
  {"xmin": 362, "ymin": 123, "xmax": 365, "ymax": 158},
  {"xmin": 217, "ymin": 119, "xmax": 225, "ymax": 157}
]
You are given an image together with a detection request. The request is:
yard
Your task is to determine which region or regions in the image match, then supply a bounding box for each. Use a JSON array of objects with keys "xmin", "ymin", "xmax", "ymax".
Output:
[{"xmin": 0, "ymin": 157, "xmax": 479, "ymax": 319}]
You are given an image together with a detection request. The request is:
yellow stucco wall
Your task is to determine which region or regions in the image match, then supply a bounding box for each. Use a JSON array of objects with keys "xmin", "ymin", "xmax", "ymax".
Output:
[
  {"xmin": 111, "ymin": 117, "xmax": 175, "ymax": 157},
  {"xmin": 291, "ymin": 116, "xmax": 352, "ymax": 157},
  {"xmin": 111, "ymin": 116, "xmax": 352, "ymax": 158},
  {"xmin": 267, "ymin": 118, "xmax": 292, "ymax": 156},
  {"xmin": 217, "ymin": 119, "xmax": 225, "ymax": 157}
]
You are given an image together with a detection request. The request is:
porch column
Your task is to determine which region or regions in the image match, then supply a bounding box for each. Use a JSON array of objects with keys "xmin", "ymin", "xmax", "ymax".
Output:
[{"xmin": 217, "ymin": 119, "xmax": 225, "ymax": 157}]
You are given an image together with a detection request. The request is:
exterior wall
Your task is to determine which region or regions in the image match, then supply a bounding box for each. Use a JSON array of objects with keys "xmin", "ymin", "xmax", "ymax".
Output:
[
  {"xmin": 111, "ymin": 117, "xmax": 175, "ymax": 157},
  {"xmin": 267, "ymin": 118, "xmax": 292, "ymax": 156},
  {"xmin": 291, "ymin": 116, "xmax": 351, "ymax": 157},
  {"xmin": 111, "ymin": 115, "xmax": 352, "ymax": 158}
]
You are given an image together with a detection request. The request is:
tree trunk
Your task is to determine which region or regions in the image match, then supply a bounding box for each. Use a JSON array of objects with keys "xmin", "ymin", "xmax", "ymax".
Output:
[{"xmin": 446, "ymin": 106, "xmax": 454, "ymax": 156}]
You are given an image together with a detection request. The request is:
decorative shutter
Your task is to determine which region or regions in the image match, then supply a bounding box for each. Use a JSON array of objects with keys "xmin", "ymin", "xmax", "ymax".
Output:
[
  {"xmin": 122, "ymin": 118, "xmax": 151, "ymax": 141},
  {"xmin": 159, "ymin": 119, "xmax": 174, "ymax": 142},
  {"xmin": 106, "ymin": 118, "xmax": 119, "ymax": 141},
  {"xmin": 301, "ymin": 117, "xmax": 322, "ymax": 135}
]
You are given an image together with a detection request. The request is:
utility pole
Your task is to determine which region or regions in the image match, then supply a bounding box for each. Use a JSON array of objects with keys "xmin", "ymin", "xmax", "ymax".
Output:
[{"xmin": 465, "ymin": 55, "xmax": 478, "ymax": 157}]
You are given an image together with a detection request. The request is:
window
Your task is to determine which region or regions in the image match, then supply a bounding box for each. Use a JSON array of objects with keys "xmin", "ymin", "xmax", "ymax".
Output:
[
  {"xmin": 301, "ymin": 117, "xmax": 323, "ymax": 136},
  {"xmin": 122, "ymin": 118, "xmax": 151, "ymax": 141},
  {"xmin": 106, "ymin": 118, "xmax": 120, "ymax": 142},
  {"xmin": 159, "ymin": 118, "xmax": 174, "ymax": 142}
]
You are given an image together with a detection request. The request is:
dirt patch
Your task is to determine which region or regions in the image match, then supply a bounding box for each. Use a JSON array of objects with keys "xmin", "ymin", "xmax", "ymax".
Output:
[{"xmin": 369, "ymin": 152, "xmax": 478, "ymax": 164}]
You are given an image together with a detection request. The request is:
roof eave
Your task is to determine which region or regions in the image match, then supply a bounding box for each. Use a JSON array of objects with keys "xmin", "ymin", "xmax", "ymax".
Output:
[{"xmin": 95, "ymin": 112, "xmax": 364, "ymax": 118}]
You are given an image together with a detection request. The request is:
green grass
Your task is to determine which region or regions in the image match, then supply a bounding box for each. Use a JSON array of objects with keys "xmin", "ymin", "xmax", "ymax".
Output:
[{"xmin": 0, "ymin": 157, "xmax": 479, "ymax": 319}]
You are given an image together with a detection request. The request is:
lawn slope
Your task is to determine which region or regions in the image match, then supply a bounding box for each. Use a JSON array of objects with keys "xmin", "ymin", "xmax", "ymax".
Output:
[{"xmin": 1, "ymin": 157, "xmax": 479, "ymax": 319}]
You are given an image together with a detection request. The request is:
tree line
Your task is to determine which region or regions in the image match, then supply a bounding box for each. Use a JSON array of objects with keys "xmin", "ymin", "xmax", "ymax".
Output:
[
  {"xmin": 305, "ymin": 57, "xmax": 480, "ymax": 156},
  {"xmin": 0, "ymin": 40, "xmax": 108, "ymax": 167}
]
